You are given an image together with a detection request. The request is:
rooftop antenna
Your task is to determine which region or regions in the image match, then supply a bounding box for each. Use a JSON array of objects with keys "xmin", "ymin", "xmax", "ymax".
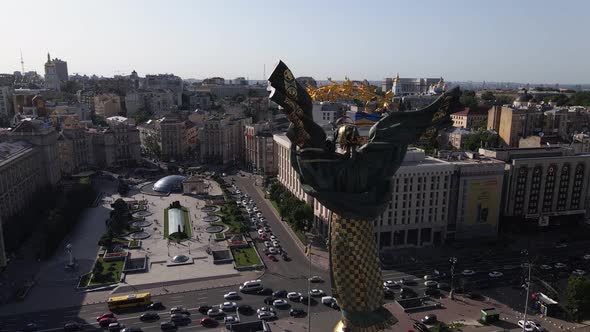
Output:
[{"xmin": 20, "ymin": 49, "xmax": 25, "ymax": 73}]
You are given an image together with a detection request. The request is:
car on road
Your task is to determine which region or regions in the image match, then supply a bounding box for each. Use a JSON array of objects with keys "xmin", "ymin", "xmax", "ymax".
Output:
[
  {"xmin": 97, "ymin": 312, "xmax": 115, "ymax": 322},
  {"xmin": 266, "ymin": 254, "xmax": 278, "ymax": 261},
  {"xmin": 257, "ymin": 288, "xmax": 274, "ymax": 295},
  {"xmin": 257, "ymin": 212, "xmax": 263, "ymax": 217},
  {"xmin": 488, "ymin": 271, "xmax": 503, "ymax": 278},
  {"xmin": 540, "ymin": 264, "xmax": 553, "ymax": 270},
  {"xmin": 170, "ymin": 306, "xmax": 189, "ymax": 315},
  {"xmin": 207, "ymin": 307, "xmax": 224, "ymax": 317},
  {"xmin": 264, "ymin": 241, "xmax": 273, "ymax": 248},
  {"xmin": 200, "ymin": 317, "xmax": 218, "ymax": 327},
  {"xmin": 224, "ymin": 291, "xmax": 240, "ymax": 300},
  {"xmin": 269, "ymin": 247, "xmax": 279, "ymax": 254},
  {"xmin": 263, "ymin": 226, "xmax": 271, "ymax": 232},
  {"xmin": 260, "ymin": 234, "xmax": 268, "ymax": 241},
  {"xmin": 108, "ymin": 322, "xmax": 123, "ymax": 332},
  {"xmin": 517, "ymin": 320, "xmax": 536, "ymax": 332},
  {"xmin": 554, "ymin": 242, "xmax": 568, "ymax": 249},
  {"xmin": 273, "ymin": 289, "xmax": 288, "ymax": 298},
  {"xmin": 147, "ymin": 301, "xmax": 164, "ymax": 310},
  {"xmin": 238, "ymin": 305, "xmax": 254, "ymax": 315},
  {"xmin": 270, "ymin": 235, "xmax": 277, "ymax": 241},
  {"xmin": 421, "ymin": 314, "xmax": 438, "ymax": 325},
  {"xmin": 272, "ymin": 240, "xmax": 281, "ymax": 247},
  {"xmin": 169, "ymin": 314, "xmax": 189, "ymax": 324},
  {"xmin": 287, "ymin": 292, "xmax": 302, "ymax": 301},
  {"xmin": 290, "ymin": 308, "xmax": 306, "ymax": 317},
  {"xmin": 273, "ymin": 299, "xmax": 289, "ymax": 307},
  {"xmin": 423, "ymin": 274, "xmax": 437, "ymax": 281},
  {"xmin": 527, "ymin": 320, "xmax": 547, "ymax": 331},
  {"xmin": 258, "ymin": 311, "xmax": 276, "ymax": 321},
  {"xmin": 160, "ymin": 321, "xmax": 176, "ymax": 331},
  {"xmin": 257, "ymin": 307, "xmax": 276, "ymax": 314},
  {"xmin": 309, "ymin": 275, "xmax": 324, "ymax": 283},
  {"xmin": 383, "ymin": 287, "xmax": 395, "ymax": 299},
  {"xmin": 220, "ymin": 301, "xmax": 238, "ymax": 311},
  {"xmin": 383, "ymin": 280, "xmax": 401, "ymax": 289},
  {"xmin": 309, "ymin": 289, "xmax": 325, "ymax": 297},
  {"xmin": 140, "ymin": 312, "xmax": 160, "ymax": 321},
  {"xmin": 461, "ymin": 269, "xmax": 476, "ymax": 276},
  {"xmin": 198, "ymin": 305, "xmax": 212, "ymax": 314},
  {"xmin": 121, "ymin": 328, "xmax": 142, "ymax": 332},
  {"xmin": 259, "ymin": 217, "xmax": 266, "ymax": 222},
  {"xmin": 63, "ymin": 322, "xmax": 82, "ymax": 332},
  {"xmin": 321, "ymin": 296, "xmax": 336, "ymax": 305},
  {"xmin": 555, "ymin": 262, "xmax": 567, "ymax": 269},
  {"xmin": 424, "ymin": 280, "xmax": 438, "ymax": 287},
  {"xmin": 573, "ymin": 269, "xmax": 586, "ymax": 276},
  {"xmin": 99, "ymin": 318, "xmax": 118, "ymax": 328},
  {"xmin": 224, "ymin": 316, "xmax": 240, "ymax": 324}
]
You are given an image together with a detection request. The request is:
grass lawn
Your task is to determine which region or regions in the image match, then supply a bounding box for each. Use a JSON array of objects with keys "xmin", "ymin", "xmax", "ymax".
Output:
[
  {"xmin": 232, "ymin": 245, "xmax": 262, "ymax": 268},
  {"xmin": 78, "ymin": 273, "xmax": 92, "ymax": 287},
  {"xmin": 163, "ymin": 208, "xmax": 169, "ymax": 238},
  {"xmin": 89, "ymin": 257, "xmax": 124, "ymax": 286},
  {"xmin": 214, "ymin": 233, "xmax": 226, "ymax": 241},
  {"xmin": 129, "ymin": 240, "xmax": 140, "ymax": 247}
]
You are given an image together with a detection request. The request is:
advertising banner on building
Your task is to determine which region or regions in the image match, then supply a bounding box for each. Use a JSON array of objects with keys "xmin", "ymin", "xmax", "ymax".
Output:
[{"xmin": 466, "ymin": 179, "xmax": 500, "ymax": 225}]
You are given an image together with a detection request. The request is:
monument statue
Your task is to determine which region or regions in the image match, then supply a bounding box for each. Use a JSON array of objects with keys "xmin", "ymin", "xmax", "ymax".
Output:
[{"xmin": 267, "ymin": 61, "xmax": 462, "ymax": 331}]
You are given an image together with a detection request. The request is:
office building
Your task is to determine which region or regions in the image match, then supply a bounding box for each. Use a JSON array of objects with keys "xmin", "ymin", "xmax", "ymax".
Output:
[
  {"xmin": 94, "ymin": 93, "xmax": 122, "ymax": 118},
  {"xmin": 88, "ymin": 117, "xmax": 141, "ymax": 167},
  {"xmin": 451, "ymin": 106, "xmax": 488, "ymax": 129},
  {"xmin": 199, "ymin": 117, "xmax": 252, "ymax": 165},
  {"xmin": 245, "ymin": 123, "xmax": 276, "ymax": 176}
]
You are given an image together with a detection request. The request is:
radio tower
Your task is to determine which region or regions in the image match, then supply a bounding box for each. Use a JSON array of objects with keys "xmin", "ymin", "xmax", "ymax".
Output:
[{"xmin": 20, "ymin": 49, "xmax": 25, "ymax": 73}]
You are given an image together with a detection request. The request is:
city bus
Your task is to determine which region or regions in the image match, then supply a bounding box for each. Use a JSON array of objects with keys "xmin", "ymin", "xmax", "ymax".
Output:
[{"xmin": 107, "ymin": 292, "xmax": 152, "ymax": 311}]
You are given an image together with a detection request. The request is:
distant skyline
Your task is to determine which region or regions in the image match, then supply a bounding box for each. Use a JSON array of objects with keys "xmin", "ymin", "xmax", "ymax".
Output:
[{"xmin": 1, "ymin": 0, "xmax": 589, "ymax": 84}]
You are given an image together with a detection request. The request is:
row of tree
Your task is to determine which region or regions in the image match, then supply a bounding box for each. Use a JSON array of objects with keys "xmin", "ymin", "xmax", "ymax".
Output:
[
  {"xmin": 98, "ymin": 198, "xmax": 132, "ymax": 248},
  {"xmin": 267, "ymin": 182, "xmax": 314, "ymax": 233}
]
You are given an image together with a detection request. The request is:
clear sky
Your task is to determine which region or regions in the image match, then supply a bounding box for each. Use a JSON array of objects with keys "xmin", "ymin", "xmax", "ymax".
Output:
[{"xmin": 1, "ymin": 0, "xmax": 589, "ymax": 83}]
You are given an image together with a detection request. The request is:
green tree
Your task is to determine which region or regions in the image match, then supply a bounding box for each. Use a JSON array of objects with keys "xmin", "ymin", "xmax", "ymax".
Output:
[
  {"xmin": 568, "ymin": 91, "xmax": 590, "ymax": 106},
  {"xmin": 566, "ymin": 276, "xmax": 590, "ymax": 321},
  {"xmin": 109, "ymin": 198, "xmax": 130, "ymax": 234},
  {"xmin": 463, "ymin": 130, "xmax": 497, "ymax": 151},
  {"xmin": 460, "ymin": 90, "xmax": 478, "ymax": 109},
  {"xmin": 480, "ymin": 91, "xmax": 496, "ymax": 101}
]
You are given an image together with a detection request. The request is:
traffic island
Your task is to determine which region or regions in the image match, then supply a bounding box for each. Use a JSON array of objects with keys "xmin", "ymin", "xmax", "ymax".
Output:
[{"xmin": 396, "ymin": 296, "xmax": 443, "ymax": 313}]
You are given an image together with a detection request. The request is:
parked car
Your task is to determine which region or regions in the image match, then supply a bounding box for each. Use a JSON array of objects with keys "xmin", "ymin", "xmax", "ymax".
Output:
[
  {"xmin": 237, "ymin": 305, "xmax": 254, "ymax": 315},
  {"xmin": 273, "ymin": 289, "xmax": 288, "ymax": 298},
  {"xmin": 290, "ymin": 308, "xmax": 306, "ymax": 317},
  {"xmin": 159, "ymin": 321, "xmax": 176, "ymax": 331},
  {"xmin": 309, "ymin": 275, "xmax": 323, "ymax": 283},
  {"xmin": 321, "ymin": 296, "xmax": 336, "ymax": 305},
  {"xmin": 224, "ymin": 291, "xmax": 240, "ymax": 300},
  {"xmin": 257, "ymin": 311, "xmax": 276, "ymax": 321},
  {"xmin": 224, "ymin": 316, "xmax": 240, "ymax": 324},
  {"xmin": 198, "ymin": 305, "xmax": 212, "ymax": 314},
  {"xmin": 461, "ymin": 269, "xmax": 476, "ymax": 276},
  {"xmin": 287, "ymin": 292, "xmax": 302, "ymax": 301},
  {"xmin": 517, "ymin": 320, "xmax": 536, "ymax": 332},
  {"xmin": 273, "ymin": 299, "xmax": 289, "ymax": 307},
  {"xmin": 309, "ymin": 289, "xmax": 325, "ymax": 297},
  {"xmin": 424, "ymin": 280, "xmax": 438, "ymax": 288},
  {"xmin": 200, "ymin": 318, "xmax": 218, "ymax": 327}
]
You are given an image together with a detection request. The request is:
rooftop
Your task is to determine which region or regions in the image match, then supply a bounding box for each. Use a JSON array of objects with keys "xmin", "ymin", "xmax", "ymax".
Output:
[{"xmin": 0, "ymin": 141, "xmax": 34, "ymax": 164}]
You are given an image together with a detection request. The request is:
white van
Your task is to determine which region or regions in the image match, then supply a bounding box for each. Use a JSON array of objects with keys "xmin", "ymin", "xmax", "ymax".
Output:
[{"xmin": 239, "ymin": 280, "xmax": 263, "ymax": 293}]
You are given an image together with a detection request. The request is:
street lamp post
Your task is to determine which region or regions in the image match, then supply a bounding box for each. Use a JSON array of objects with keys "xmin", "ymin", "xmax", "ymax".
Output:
[
  {"xmin": 449, "ymin": 256, "xmax": 458, "ymax": 300},
  {"xmin": 521, "ymin": 249, "xmax": 532, "ymax": 331}
]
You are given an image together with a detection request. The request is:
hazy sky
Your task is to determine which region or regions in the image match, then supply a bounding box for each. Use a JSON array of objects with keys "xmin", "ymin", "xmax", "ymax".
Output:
[{"xmin": 1, "ymin": 0, "xmax": 589, "ymax": 83}]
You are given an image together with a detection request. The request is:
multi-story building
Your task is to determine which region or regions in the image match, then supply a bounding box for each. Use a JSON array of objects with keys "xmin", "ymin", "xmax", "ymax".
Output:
[
  {"xmin": 77, "ymin": 89, "xmax": 95, "ymax": 113},
  {"xmin": 385, "ymin": 73, "xmax": 442, "ymax": 96},
  {"xmin": 183, "ymin": 121, "xmax": 198, "ymax": 160},
  {"xmin": 479, "ymin": 147, "xmax": 590, "ymax": 228},
  {"xmin": 245, "ymin": 123, "xmax": 276, "ymax": 176},
  {"xmin": 52, "ymin": 57, "xmax": 68, "ymax": 82},
  {"xmin": 7, "ymin": 119, "xmax": 61, "ymax": 186},
  {"xmin": 273, "ymin": 134, "xmax": 312, "ymax": 204},
  {"xmin": 0, "ymin": 141, "xmax": 44, "ymax": 267},
  {"xmin": 0, "ymin": 87, "xmax": 13, "ymax": 118},
  {"xmin": 159, "ymin": 116, "xmax": 184, "ymax": 161},
  {"xmin": 57, "ymin": 128, "xmax": 93, "ymax": 176},
  {"xmin": 138, "ymin": 115, "xmax": 198, "ymax": 161},
  {"xmin": 88, "ymin": 117, "xmax": 141, "ymax": 167},
  {"xmin": 312, "ymin": 102, "xmax": 345, "ymax": 127},
  {"xmin": 125, "ymin": 90, "xmax": 176, "ymax": 117},
  {"xmin": 144, "ymin": 74, "xmax": 182, "ymax": 105},
  {"xmin": 188, "ymin": 92, "xmax": 212, "ymax": 110},
  {"xmin": 44, "ymin": 53, "xmax": 60, "ymax": 91},
  {"xmin": 0, "ymin": 74, "xmax": 15, "ymax": 86},
  {"xmin": 199, "ymin": 117, "xmax": 252, "ymax": 165},
  {"xmin": 451, "ymin": 106, "xmax": 488, "ymax": 129},
  {"xmin": 94, "ymin": 93, "xmax": 121, "ymax": 118}
]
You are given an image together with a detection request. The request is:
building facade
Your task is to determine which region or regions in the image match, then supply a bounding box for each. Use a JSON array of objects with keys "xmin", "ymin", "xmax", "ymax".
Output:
[
  {"xmin": 88, "ymin": 117, "xmax": 141, "ymax": 167},
  {"xmin": 94, "ymin": 93, "xmax": 121, "ymax": 118},
  {"xmin": 199, "ymin": 117, "xmax": 252, "ymax": 165},
  {"xmin": 451, "ymin": 106, "xmax": 488, "ymax": 129},
  {"xmin": 245, "ymin": 123, "xmax": 276, "ymax": 176}
]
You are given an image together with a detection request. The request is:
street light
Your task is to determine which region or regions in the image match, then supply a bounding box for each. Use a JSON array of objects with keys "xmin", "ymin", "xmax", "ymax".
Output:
[
  {"xmin": 521, "ymin": 249, "xmax": 532, "ymax": 332},
  {"xmin": 449, "ymin": 256, "xmax": 458, "ymax": 300}
]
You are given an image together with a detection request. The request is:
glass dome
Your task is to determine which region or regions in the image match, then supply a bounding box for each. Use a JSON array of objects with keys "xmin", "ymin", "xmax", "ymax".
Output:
[
  {"xmin": 152, "ymin": 175, "xmax": 187, "ymax": 193},
  {"xmin": 172, "ymin": 255, "xmax": 189, "ymax": 263}
]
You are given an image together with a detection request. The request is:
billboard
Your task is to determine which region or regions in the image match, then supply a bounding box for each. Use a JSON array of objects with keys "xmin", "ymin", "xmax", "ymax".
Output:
[{"xmin": 466, "ymin": 178, "xmax": 500, "ymax": 225}]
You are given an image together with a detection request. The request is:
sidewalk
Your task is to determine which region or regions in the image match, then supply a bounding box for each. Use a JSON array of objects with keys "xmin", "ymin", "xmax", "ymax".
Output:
[{"xmin": 253, "ymin": 185, "xmax": 330, "ymax": 271}]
